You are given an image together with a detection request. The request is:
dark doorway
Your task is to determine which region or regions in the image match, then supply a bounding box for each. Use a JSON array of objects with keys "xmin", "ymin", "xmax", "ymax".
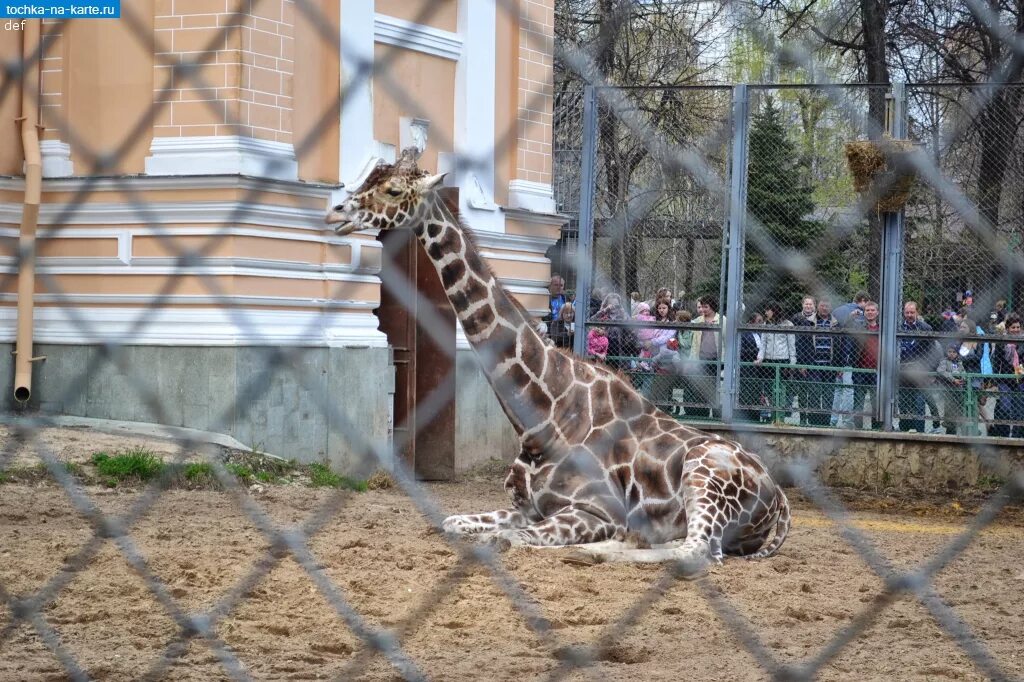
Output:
[{"xmin": 374, "ymin": 197, "xmax": 457, "ymax": 480}]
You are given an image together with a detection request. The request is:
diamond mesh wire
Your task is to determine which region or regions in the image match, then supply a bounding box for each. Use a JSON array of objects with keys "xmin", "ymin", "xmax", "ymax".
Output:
[{"xmin": 0, "ymin": 1, "xmax": 1022, "ymax": 681}]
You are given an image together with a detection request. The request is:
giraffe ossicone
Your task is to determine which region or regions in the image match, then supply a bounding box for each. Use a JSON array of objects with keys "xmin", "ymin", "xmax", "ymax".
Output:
[{"xmin": 326, "ymin": 147, "xmax": 790, "ymax": 576}]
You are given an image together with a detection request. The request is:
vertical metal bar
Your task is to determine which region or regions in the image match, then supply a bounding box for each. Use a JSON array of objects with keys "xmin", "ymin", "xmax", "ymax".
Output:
[
  {"xmin": 965, "ymin": 380, "xmax": 975, "ymax": 437},
  {"xmin": 573, "ymin": 85, "xmax": 599, "ymax": 358},
  {"xmin": 721, "ymin": 84, "xmax": 750, "ymax": 424},
  {"xmin": 774, "ymin": 364, "xmax": 782, "ymax": 424},
  {"xmin": 878, "ymin": 83, "xmax": 907, "ymax": 431}
]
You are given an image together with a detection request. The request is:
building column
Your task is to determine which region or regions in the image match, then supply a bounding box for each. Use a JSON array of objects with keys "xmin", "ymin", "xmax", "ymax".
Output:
[
  {"xmin": 451, "ymin": 0, "xmax": 502, "ymax": 232},
  {"xmin": 145, "ymin": 0, "xmax": 298, "ymax": 180},
  {"xmin": 508, "ymin": 0, "xmax": 556, "ymax": 214}
]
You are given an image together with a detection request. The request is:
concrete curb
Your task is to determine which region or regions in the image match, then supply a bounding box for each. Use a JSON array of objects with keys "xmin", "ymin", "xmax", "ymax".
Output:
[{"xmin": 0, "ymin": 413, "xmax": 270, "ymax": 457}]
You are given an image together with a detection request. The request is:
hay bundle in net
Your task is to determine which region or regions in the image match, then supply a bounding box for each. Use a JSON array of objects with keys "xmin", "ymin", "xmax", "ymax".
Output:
[{"xmin": 844, "ymin": 138, "xmax": 918, "ymax": 213}]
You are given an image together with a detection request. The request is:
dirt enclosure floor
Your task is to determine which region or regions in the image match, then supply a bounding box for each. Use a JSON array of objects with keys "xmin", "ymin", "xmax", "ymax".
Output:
[{"xmin": 2, "ymin": 428, "xmax": 1024, "ymax": 681}]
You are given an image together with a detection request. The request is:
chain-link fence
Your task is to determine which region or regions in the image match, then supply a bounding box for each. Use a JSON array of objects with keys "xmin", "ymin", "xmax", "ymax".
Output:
[
  {"xmin": 2, "ymin": 0, "xmax": 1024, "ymax": 680},
  {"xmin": 570, "ymin": 82, "xmax": 1024, "ymax": 441},
  {"xmin": 899, "ymin": 83, "xmax": 1024, "ymax": 438},
  {"xmin": 558, "ymin": 71, "xmax": 1024, "ymax": 678}
]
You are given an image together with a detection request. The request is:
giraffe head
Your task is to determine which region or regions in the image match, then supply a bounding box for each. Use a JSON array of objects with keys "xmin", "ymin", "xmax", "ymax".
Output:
[{"xmin": 325, "ymin": 147, "xmax": 446, "ymax": 235}]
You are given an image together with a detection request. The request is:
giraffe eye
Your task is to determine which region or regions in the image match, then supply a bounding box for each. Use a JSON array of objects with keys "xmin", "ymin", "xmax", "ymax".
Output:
[{"xmin": 385, "ymin": 187, "xmax": 402, "ymax": 197}]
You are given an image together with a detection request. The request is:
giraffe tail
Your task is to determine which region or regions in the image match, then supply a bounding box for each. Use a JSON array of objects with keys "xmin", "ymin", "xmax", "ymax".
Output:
[{"xmin": 746, "ymin": 489, "xmax": 791, "ymax": 560}]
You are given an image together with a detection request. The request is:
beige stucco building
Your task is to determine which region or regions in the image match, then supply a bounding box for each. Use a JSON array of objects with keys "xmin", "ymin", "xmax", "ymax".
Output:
[{"xmin": 1, "ymin": 0, "xmax": 564, "ymax": 476}]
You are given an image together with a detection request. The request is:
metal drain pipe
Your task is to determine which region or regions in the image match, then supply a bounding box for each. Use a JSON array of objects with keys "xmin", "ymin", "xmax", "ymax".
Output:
[{"xmin": 14, "ymin": 19, "xmax": 44, "ymax": 403}]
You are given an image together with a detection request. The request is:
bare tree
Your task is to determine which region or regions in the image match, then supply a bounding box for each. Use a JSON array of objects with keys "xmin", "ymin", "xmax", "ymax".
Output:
[{"xmin": 555, "ymin": 0, "xmax": 730, "ymax": 298}]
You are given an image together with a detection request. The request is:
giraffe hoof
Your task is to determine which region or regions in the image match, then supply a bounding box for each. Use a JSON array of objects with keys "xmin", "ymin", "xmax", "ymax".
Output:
[
  {"xmin": 672, "ymin": 556, "xmax": 710, "ymax": 580},
  {"xmin": 560, "ymin": 550, "xmax": 604, "ymax": 566},
  {"xmin": 486, "ymin": 535, "xmax": 512, "ymax": 553}
]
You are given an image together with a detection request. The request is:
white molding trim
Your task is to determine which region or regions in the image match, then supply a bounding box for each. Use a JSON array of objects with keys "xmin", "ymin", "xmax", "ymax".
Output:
[
  {"xmin": 0, "ymin": 293, "xmax": 376, "ymax": 310},
  {"xmin": 373, "ymin": 14, "xmax": 462, "ymax": 61},
  {"xmin": 500, "ymin": 278, "xmax": 550, "ymax": 296},
  {"xmin": 480, "ymin": 251, "xmax": 551, "ymax": 265},
  {"xmin": 340, "ymin": 0, "xmax": 376, "ymax": 189},
  {"xmin": 473, "ymin": 229, "xmax": 560, "ymax": 254},
  {"xmin": 0, "ymin": 306, "xmax": 387, "ymax": 348},
  {"xmin": 40, "ymin": 140, "xmax": 74, "ymax": 178},
  {"xmin": 0, "ymin": 175, "xmax": 339, "ymax": 198},
  {"xmin": 503, "ymin": 206, "xmax": 570, "ymax": 229},
  {"xmin": 508, "ymin": 179, "xmax": 558, "ymax": 214},
  {"xmin": 451, "ymin": 0, "xmax": 501, "ymax": 233},
  {"xmin": 145, "ymin": 136, "xmax": 299, "ymax": 181},
  {"xmin": 0, "ymin": 261, "xmax": 382, "ymax": 281},
  {"xmin": 0, "ymin": 201, "xmax": 339, "ymax": 232},
  {"xmin": 399, "ymin": 117, "xmax": 429, "ymax": 155},
  {"xmin": 334, "ymin": 141, "xmax": 396, "ymax": 206}
]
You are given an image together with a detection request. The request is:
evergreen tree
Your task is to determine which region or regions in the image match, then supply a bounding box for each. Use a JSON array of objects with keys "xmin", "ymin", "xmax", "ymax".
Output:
[
  {"xmin": 744, "ymin": 98, "xmax": 837, "ymax": 315},
  {"xmin": 694, "ymin": 97, "xmax": 849, "ymax": 316}
]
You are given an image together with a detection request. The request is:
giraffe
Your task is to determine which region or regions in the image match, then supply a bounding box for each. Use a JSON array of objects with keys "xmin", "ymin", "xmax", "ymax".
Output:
[{"xmin": 325, "ymin": 148, "xmax": 790, "ymax": 575}]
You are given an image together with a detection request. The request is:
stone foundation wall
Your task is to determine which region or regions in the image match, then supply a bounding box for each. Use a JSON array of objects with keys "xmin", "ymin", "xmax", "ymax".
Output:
[
  {"xmin": 3, "ymin": 343, "xmax": 394, "ymax": 478},
  {"xmin": 8, "ymin": 342, "xmax": 1018, "ymax": 487},
  {"xmin": 454, "ymin": 350, "xmax": 519, "ymax": 472},
  {"xmin": 706, "ymin": 425, "xmax": 1024, "ymax": 491}
]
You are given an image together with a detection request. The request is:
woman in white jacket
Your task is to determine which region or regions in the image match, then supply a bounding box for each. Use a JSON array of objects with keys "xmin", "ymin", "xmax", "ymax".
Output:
[{"xmin": 755, "ymin": 302, "xmax": 796, "ymax": 420}]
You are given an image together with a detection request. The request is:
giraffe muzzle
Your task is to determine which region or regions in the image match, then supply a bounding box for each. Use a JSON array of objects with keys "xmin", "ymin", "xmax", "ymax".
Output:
[{"xmin": 325, "ymin": 209, "xmax": 358, "ymax": 235}]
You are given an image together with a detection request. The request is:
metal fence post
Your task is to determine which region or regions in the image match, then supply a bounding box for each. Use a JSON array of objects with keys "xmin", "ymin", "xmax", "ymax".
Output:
[
  {"xmin": 573, "ymin": 85, "xmax": 599, "ymax": 358},
  {"xmin": 721, "ymin": 84, "xmax": 750, "ymax": 424},
  {"xmin": 878, "ymin": 82, "xmax": 907, "ymax": 431}
]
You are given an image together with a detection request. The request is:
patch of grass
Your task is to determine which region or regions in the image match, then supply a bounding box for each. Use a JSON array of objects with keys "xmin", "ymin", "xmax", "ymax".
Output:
[
  {"xmin": 91, "ymin": 448, "xmax": 164, "ymax": 484},
  {"xmin": 308, "ymin": 462, "xmax": 367, "ymax": 491},
  {"xmin": 977, "ymin": 474, "xmax": 1007, "ymax": 489},
  {"xmin": 223, "ymin": 449, "xmax": 297, "ymax": 482},
  {"xmin": 183, "ymin": 461, "xmax": 217, "ymax": 485},
  {"xmin": 0, "ymin": 461, "xmax": 82, "ymax": 484},
  {"xmin": 226, "ymin": 463, "xmax": 253, "ymax": 483}
]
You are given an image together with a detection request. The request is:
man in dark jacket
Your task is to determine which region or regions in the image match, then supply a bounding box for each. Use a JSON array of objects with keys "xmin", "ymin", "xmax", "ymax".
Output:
[
  {"xmin": 791, "ymin": 296, "xmax": 817, "ymax": 426},
  {"xmin": 898, "ymin": 300, "xmax": 939, "ymax": 432},
  {"xmin": 808, "ymin": 300, "xmax": 837, "ymax": 427}
]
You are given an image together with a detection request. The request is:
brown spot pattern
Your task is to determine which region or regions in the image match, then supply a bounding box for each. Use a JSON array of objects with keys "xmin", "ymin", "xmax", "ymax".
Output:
[{"xmin": 345, "ymin": 157, "xmax": 788, "ymax": 558}]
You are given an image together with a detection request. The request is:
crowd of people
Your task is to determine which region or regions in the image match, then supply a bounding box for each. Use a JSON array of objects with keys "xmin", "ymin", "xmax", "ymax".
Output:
[{"xmin": 538, "ymin": 275, "xmax": 1024, "ymax": 438}]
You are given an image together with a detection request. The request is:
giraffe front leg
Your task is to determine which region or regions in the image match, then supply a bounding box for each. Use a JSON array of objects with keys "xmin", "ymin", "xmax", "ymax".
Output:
[
  {"xmin": 491, "ymin": 508, "xmax": 625, "ymax": 548},
  {"xmin": 442, "ymin": 509, "xmax": 530, "ymax": 536}
]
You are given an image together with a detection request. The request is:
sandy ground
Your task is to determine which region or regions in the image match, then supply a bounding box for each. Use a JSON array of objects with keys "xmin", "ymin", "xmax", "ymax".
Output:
[{"xmin": 1, "ymin": 428, "xmax": 1024, "ymax": 681}]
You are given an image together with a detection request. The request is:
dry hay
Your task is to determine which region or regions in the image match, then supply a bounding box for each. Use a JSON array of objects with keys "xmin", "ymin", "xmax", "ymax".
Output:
[
  {"xmin": 365, "ymin": 469, "xmax": 396, "ymax": 490},
  {"xmin": 844, "ymin": 137, "xmax": 918, "ymax": 213}
]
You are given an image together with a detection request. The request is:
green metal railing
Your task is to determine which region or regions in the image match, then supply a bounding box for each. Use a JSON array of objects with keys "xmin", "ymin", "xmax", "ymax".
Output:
[{"xmin": 598, "ymin": 354, "xmax": 1023, "ymax": 436}]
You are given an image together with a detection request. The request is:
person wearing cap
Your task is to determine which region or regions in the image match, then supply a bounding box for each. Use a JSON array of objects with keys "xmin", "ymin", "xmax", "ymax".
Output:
[
  {"xmin": 940, "ymin": 308, "xmax": 960, "ymax": 333},
  {"xmin": 831, "ymin": 291, "xmax": 870, "ymax": 428},
  {"xmin": 962, "ymin": 289, "xmax": 976, "ymax": 316}
]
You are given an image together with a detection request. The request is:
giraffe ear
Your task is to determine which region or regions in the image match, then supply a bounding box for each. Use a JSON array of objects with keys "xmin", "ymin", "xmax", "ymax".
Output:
[{"xmin": 419, "ymin": 173, "xmax": 447, "ymax": 191}]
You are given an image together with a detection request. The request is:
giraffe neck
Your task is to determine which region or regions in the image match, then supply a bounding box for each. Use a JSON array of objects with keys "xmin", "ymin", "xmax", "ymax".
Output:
[{"xmin": 412, "ymin": 193, "xmax": 551, "ymax": 436}]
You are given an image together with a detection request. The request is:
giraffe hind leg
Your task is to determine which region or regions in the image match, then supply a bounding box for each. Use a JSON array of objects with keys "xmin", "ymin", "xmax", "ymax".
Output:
[
  {"xmin": 442, "ymin": 509, "xmax": 529, "ymax": 536},
  {"xmin": 490, "ymin": 509, "xmax": 624, "ymax": 548}
]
